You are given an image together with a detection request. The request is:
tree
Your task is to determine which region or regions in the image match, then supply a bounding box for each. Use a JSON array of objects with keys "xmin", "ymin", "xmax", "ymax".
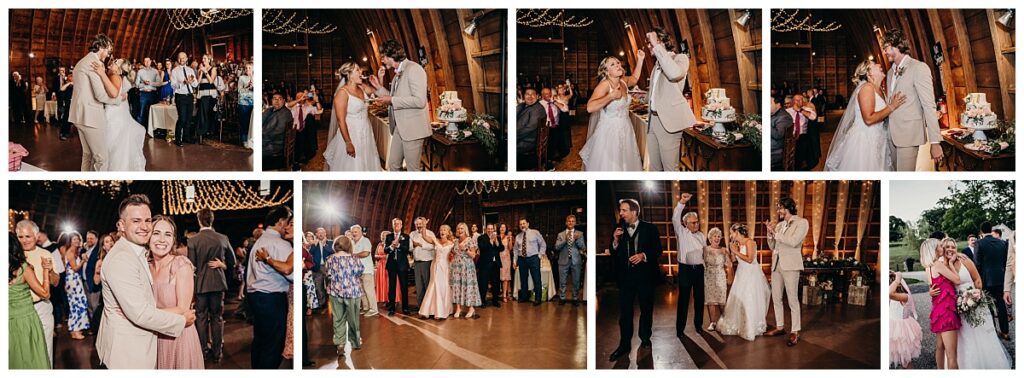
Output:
[
  {"xmin": 889, "ymin": 216, "xmax": 907, "ymax": 242},
  {"xmin": 928, "ymin": 180, "xmax": 1016, "ymax": 239}
]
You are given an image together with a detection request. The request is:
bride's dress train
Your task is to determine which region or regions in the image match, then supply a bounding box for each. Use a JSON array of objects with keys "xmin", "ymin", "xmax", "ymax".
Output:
[
  {"xmin": 105, "ymin": 80, "xmax": 146, "ymax": 171},
  {"xmin": 824, "ymin": 83, "xmax": 892, "ymax": 171},
  {"xmin": 716, "ymin": 245, "xmax": 770, "ymax": 341},
  {"xmin": 579, "ymin": 88, "xmax": 641, "ymax": 171}
]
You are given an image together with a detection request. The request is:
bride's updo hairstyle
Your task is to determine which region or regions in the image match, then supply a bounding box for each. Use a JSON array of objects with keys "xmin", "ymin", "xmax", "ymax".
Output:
[
  {"xmin": 851, "ymin": 60, "xmax": 872, "ymax": 86},
  {"xmin": 336, "ymin": 62, "xmax": 359, "ymax": 83},
  {"xmin": 596, "ymin": 56, "xmax": 619, "ymax": 82},
  {"xmin": 730, "ymin": 223, "xmax": 749, "ymax": 238},
  {"xmin": 918, "ymin": 238, "xmax": 941, "ymax": 268}
]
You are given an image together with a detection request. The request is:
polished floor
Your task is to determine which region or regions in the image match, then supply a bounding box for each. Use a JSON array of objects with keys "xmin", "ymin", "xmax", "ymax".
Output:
[
  {"xmin": 51, "ymin": 299, "xmax": 290, "ymax": 369},
  {"xmin": 596, "ymin": 284, "xmax": 881, "ymax": 369},
  {"xmin": 305, "ymin": 290, "xmax": 587, "ymax": 369},
  {"xmin": 10, "ymin": 121, "xmax": 252, "ymax": 171}
]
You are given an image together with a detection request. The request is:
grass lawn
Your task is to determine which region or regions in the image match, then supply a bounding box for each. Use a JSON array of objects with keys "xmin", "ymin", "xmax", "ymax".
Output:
[{"xmin": 888, "ymin": 241, "xmax": 967, "ymax": 272}]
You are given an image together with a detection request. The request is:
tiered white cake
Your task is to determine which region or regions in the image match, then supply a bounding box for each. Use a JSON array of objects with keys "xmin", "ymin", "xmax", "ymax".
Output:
[
  {"xmin": 702, "ymin": 88, "xmax": 736, "ymax": 122},
  {"xmin": 437, "ymin": 91, "xmax": 468, "ymax": 122},
  {"xmin": 961, "ymin": 93, "xmax": 997, "ymax": 130}
]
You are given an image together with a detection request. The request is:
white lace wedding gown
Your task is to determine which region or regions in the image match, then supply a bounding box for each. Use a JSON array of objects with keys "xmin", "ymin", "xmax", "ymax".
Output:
[
  {"xmin": 324, "ymin": 88, "xmax": 381, "ymax": 171},
  {"xmin": 717, "ymin": 245, "xmax": 771, "ymax": 341},
  {"xmin": 579, "ymin": 84, "xmax": 642, "ymax": 171},
  {"xmin": 824, "ymin": 85, "xmax": 892, "ymax": 171},
  {"xmin": 954, "ymin": 264, "xmax": 1011, "ymax": 369},
  {"xmin": 105, "ymin": 79, "xmax": 146, "ymax": 171}
]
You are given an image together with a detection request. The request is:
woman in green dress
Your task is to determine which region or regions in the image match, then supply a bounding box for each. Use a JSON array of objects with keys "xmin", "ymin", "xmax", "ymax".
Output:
[{"xmin": 9, "ymin": 232, "xmax": 52, "ymax": 369}]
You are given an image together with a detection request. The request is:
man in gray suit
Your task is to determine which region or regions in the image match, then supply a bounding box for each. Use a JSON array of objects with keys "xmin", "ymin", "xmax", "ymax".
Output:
[
  {"xmin": 188, "ymin": 208, "xmax": 233, "ymax": 362},
  {"xmin": 370, "ymin": 39, "xmax": 431, "ymax": 171},
  {"xmin": 555, "ymin": 214, "xmax": 585, "ymax": 306},
  {"xmin": 882, "ymin": 29, "xmax": 943, "ymax": 171},
  {"xmin": 644, "ymin": 27, "xmax": 697, "ymax": 171},
  {"xmin": 69, "ymin": 34, "xmax": 120, "ymax": 171}
]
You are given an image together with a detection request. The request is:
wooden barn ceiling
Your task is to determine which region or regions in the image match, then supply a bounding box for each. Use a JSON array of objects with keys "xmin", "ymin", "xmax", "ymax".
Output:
[{"xmin": 8, "ymin": 9, "xmax": 253, "ymax": 77}]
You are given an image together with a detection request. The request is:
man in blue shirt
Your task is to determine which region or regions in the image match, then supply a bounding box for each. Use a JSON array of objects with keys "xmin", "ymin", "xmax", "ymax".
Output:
[
  {"xmin": 247, "ymin": 206, "xmax": 293, "ymax": 369},
  {"xmin": 513, "ymin": 218, "xmax": 547, "ymax": 305}
]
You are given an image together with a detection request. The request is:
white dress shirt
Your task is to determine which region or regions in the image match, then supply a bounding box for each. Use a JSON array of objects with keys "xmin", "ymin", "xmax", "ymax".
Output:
[
  {"xmin": 410, "ymin": 229, "xmax": 436, "ymax": 262},
  {"xmin": 135, "ymin": 67, "xmax": 160, "ymax": 92},
  {"xmin": 170, "ymin": 65, "xmax": 198, "ymax": 95},
  {"xmin": 672, "ymin": 203, "xmax": 706, "ymax": 265}
]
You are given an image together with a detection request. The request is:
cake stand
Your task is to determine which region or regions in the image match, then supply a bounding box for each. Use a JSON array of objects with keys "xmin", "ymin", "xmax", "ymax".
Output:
[
  {"xmin": 967, "ymin": 122, "xmax": 997, "ymax": 141},
  {"xmin": 706, "ymin": 114, "xmax": 736, "ymax": 134},
  {"xmin": 440, "ymin": 116, "xmax": 467, "ymax": 139}
]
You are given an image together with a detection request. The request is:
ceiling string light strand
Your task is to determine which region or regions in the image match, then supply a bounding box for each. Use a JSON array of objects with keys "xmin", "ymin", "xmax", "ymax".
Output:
[
  {"xmin": 163, "ymin": 181, "xmax": 293, "ymax": 215},
  {"xmin": 771, "ymin": 9, "xmax": 842, "ymax": 32},
  {"xmin": 455, "ymin": 180, "xmax": 584, "ymax": 195},
  {"xmin": 517, "ymin": 9, "xmax": 593, "ymax": 28},
  {"xmin": 167, "ymin": 9, "xmax": 252, "ymax": 30},
  {"xmin": 262, "ymin": 9, "xmax": 337, "ymax": 35}
]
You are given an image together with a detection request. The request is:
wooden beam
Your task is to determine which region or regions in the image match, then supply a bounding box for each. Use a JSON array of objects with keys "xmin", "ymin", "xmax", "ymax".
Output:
[
  {"xmin": 456, "ymin": 9, "xmax": 486, "ymax": 117},
  {"xmin": 950, "ymin": 9, "xmax": 978, "ymax": 94},
  {"xmin": 696, "ymin": 10, "xmax": 721, "ymax": 89},
  {"xmin": 729, "ymin": 9, "xmax": 758, "ymax": 114},
  {"xmin": 408, "ymin": 8, "xmax": 441, "ymax": 116},
  {"xmin": 428, "ymin": 10, "xmax": 458, "ymax": 92},
  {"xmin": 926, "ymin": 9, "xmax": 960, "ymax": 127},
  {"xmin": 673, "ymin": 9, "xmax": 703, "ymax": 113},
  {"xmin": 481, "ymin": 194, "xmax": 586, "ymax": 208},
  {"xmin": 986, "ymin": 9, "xmax": 1015, "ymax": 121}
]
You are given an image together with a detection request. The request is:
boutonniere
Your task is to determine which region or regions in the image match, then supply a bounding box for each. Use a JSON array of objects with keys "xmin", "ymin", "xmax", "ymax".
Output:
[{"xmin": 895, "ymin": 66, "xmax": 907, "ymax": 78}]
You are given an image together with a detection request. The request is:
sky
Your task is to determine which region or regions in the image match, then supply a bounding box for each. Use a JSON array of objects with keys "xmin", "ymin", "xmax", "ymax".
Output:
[{"xmin": 889, "ymin": 180, "xmax": 955, "ymax": 223}]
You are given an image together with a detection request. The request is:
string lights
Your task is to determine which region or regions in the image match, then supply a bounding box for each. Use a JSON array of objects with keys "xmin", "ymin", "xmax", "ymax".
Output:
[
  {"xmin": 162, "ymin": 181, "xmax": 293, "ymax": 215},
  {"xmin": 9, "ymin": 210, "xmax": 31, "ymax": 232},
  {"xmin": 854, "ymin": 181, "xmax": 875, "ymax": 261},
  {"xmin": 833, "ymin": 180, "xmax": 850, "ymax": 257},
  {"xmin": 262, "ymin": 9, "xmax": 337, "ymax": 35},
  {"xmin": 42, "ymin": 180, "xmax": 129, "ymax": 199},
  {"xmin": 517, "ymin": 9, "xmax": 594, "ymax": 28},
  {"xmin": 771, "ymin": 9, "xmax": 842, "ymax": 33},
  {"xmin": 167, "ymin": 9, "xmax": 252, "ymax": 30},
  {"xmin": 455, "ymin": 180, "xmax": 583, "ymax": 195}
]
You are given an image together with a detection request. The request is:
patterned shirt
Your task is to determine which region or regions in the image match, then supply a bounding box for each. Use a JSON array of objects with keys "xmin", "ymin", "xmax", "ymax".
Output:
[{"xmin": 324, "ymin": 254, "xmax": 364, "ymax": 299}]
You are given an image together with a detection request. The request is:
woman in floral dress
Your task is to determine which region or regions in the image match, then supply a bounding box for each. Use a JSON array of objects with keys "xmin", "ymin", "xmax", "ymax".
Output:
[
  {"xmin": 499, "ymin": 224, "xmax": 513, "ymax": 302},
  {"xmin": 60, "ymin": 232, "xmax": 89, "ymax": 340},
  {"xmin": 449, "ymin": 223, "xmax": 481, "ymax": 319}
]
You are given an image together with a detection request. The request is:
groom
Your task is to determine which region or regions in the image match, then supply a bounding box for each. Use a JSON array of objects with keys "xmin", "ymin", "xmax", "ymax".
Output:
[
  {"xmin": 644, "ymin": 27, "xmax": 697, "ymax": 172},
  {"xmin": 764, "ymin": 197, "xmax": 808, "ymax": 346},
  {"xmin": 96, "ymin": 194, "xmax": 195, "ymax": 368},
  {"xmin": 975, "ymin": 221, "xmax": 1010, "ymax": 340},
  {"xmin": 69, "ymin": 34, "xmax": 120, "ymax": 171},
  {"xmin": 372, "ymin": 39, "xmax": 431, "ymax": 171},
  {"xmin": 882, "ymin": 29, "xmax": 943, "ymax": 171}
]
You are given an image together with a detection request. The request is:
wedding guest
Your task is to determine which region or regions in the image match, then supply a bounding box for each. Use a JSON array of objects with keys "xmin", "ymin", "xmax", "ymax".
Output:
[
  {"xmin": 150, "ymin": 215, "xmax": 204, "ymax": 369},
  {"xmin": 513, "ymin": 218, "xmax": 546, "ymax": 305},
  {"xmin": 247, "ymin": 205, "xmax": 294, "ymax": 369},
  {"xmin": 97, "ymin": 194, "xmax": 192, "ymax": 369},
  {"xmin": 476, "ymin": 224, "xmax": 503, "ymax": 307},
  {"xmin": 32, "ymin": 76, "xmax": 46, "ymax": 123},
  {"xmin": 81, "ymin": 231, "xmax": 101, "ymax": 333},
  {"xmin": 471, "ymin": 224, "xmax": 481, "ymax": 239},
  {"xmin": 410, "ymin": 217, "xmax": 436, "ymax": 308},
  {"xmin": 516, "ymin": 88, "xmax": 546, "ymax": 171},
  {"xmin": 889, "ymin": 271, "xmax": 922, "ymax": 369},
  {"xmin": 351, "ymin": 225, "xmax": 378, "ymax": 317},
  {"xmin": 188, "ymin": 208, "xmax": 232, "ymax": 362},
  {"xmin": 788, "ymin": 94, "xmax": 818, "ymax": 170},
  {"xmin": 325, "ymin": 235, "xmax": 364, "ymax": 356},
  {"xmin": 920, "ymin": 238, "xmax": 960, "ymax": 369},
  {"xmin": 171, "ymin": 51, "xmax": 199, "ymax": 146},
  {"xmin": 135, "ymin": 57, "xmax": 161, "ymax": 126},
  {"xmin": 281, "ymin": 220, "xmax": 296, "ymax": 362},
  {"xmin": 962, "ymin": 234, "xmax": 977, "ymax": 261},
  {"xmin": 384, "ymin": 218, "xmax": 411, "ymax": 316},
  {"xmin": 196, "ymin": 55, "xmax": 219, "ymax": 141},
  {"xmin": 553, "ymin": 82, "xmax": 575, "ymax": 158},
  {"xmin": 238, "ymin": 62, "xmax": 255, "ymax": 147},
  {"xmin": 703, "ymin": 227, "xmax": 729, "ymax": 332},
  {"xmin": 11, "ymin": 71, "xmax": 31, "ymax": 124},
  {"xmin": 301, "ymin": 236, "xmax": 318, "ymax": 316},
  {"xmin": 555, "ymin": 215, "xmax": 585, "ymax": 306},
  {"xmin": 59, "ymin": 231, "xmax": 89, "ymax": 340},
  {"xmin": 418, "ymin": 225, "xmax": 452, "ymax": 319},
  {"xmin": 974, "ymin": 221, "xmax": 1010, "ymax": 339},
  {"xmin": 608, "ymin": 199, "xmax": 663, "ymax": 361},
  {"xmin": 56, "ymin": 66, "xmax": 74, "ymax": 140},
  {"xmin": 374, "ymin": 231, "xmax": 396, "ymax": 308},
  {"xmin": 499, "ymin": 224, "xmax": 514, "ymax": 302},
  {"xmin": 287, "ymin": 89, "xmax": 323, "ymax": 165},
  {"xmin": 9, "ymin": 232, "xmax": 52, "ymax": 369},
  {"xmin": 309, "ymin": 227, "xmax": 329, "ymax": 312},
  {"xmin": 160, "ymin": 59, "xmax": 174, "ymax": 103},
  {"xmin": 262, "ymin": 93, "xmax": 293, "ymax": 170},
  {"xmin": 770, "ymin": 94, "xmax": 792, "ymax": 171},
  {"xmin": 450, "ymin": 223, "xmax": 481, "ymax": 318},
  {"xmin": 539, "ymin": 87, "xmax": 566, "ymax": 163},
  {"xmin": 672, "ymin": 193, "xmax": 706, "ymax": 335}
]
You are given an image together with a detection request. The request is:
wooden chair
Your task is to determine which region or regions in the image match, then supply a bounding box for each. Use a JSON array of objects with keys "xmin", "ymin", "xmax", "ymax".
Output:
[
  {"xmin": 284, "ymin": 126, "xmax": 296, "ymax": 170},
  {"xmin": 536, "ymin": 122, "xmax": 550, "ymax": 170},
  {"xmin": 783, "ymin": 128, "xmax": 797, "ymax": 171}
]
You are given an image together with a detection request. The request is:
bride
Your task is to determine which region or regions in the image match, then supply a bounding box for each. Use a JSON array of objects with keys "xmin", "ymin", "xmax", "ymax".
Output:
[
  {"xmin": 937, "ymin": 238, "xmax": 1011, "ymax": 369},
  {"xmin": 324, "ymin": 62, "xmax": 381, "ymax": 171},
  {"xmin": 823, "ymin": 60, "xmax": 907, "ymax": 171},
  {"xmin": 579, "ymin": 52, "xmax": 645, "ymax": 171},
  {"xmin": 91, "ymin": 58, "xmax": 146, "ymax": 171},
  {"xmin": 717, "ymin": 224, "xmax": 771, "ymax": 341}
]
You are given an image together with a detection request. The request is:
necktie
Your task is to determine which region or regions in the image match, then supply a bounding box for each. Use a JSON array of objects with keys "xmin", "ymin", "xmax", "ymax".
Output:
[
  {"xmin": 519, "ymin": 233, "xmax": 527, "ymax": 257},
  {"xmin": 546, "ymin": 102, "xmax": 556, "ymax": 127},
  {"xmin": 793, "ymin": 112, "xmax": 801, "ymax": 136},
  {"xmin": 298, "ymin": 104, "xmax": 305, "ymax": 130}
]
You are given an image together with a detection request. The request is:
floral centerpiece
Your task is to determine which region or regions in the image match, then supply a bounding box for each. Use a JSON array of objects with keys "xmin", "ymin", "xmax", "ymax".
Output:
[
  {"xmin": 956, "ymin": 287, "xmax": 995, "ymax": 327},
  {"xmin": 950, "ymin": 119, "xmax": 1015, "ymax": 156},
  {"xmin": 468, "ymin": 113, "xmax": 499, "ymax": 157},
  {"xmin": 697, "ymin": 113, "xmax": 762, "ymax": 150}
]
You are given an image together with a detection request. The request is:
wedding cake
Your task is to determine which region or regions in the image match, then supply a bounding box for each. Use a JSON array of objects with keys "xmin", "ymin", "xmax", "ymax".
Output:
[
  {"xmin": 702, "ymin": 88, "xmax": 736, "ymax": 122},
  {"xmin": 437, "ymin": 91, "xmax": 468, "ymax": 122},
  {"xmin": 960, "ymin": 93, "xmax": 997, "ymax": 130}
]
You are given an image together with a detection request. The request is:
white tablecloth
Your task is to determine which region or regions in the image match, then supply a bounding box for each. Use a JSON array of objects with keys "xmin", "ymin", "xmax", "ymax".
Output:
[
  {"xmin": 513, "ymin": 256, "xmax": 557, "ymax": 300},
  {"xmin": 148, "ymin": 104, "xmax": 178, "ymax": 137}
]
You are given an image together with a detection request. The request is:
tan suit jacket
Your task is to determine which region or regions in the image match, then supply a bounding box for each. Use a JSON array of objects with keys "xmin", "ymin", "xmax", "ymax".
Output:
[
  {"xmin": 96, "ymin": 239, "xmax": 184, "ymax": 369},
  {"xmin": 68, "ymin": 52, "xmax": 119, "ymax": 129},
  {"xmin": 886, "ymin": 56, "xmax": 941, "ymax": 148},
  {"xmin": 648, "ymin": 44, "xmax": 697, "ymax": 133},
  {"xmin": 768, "ymin": 216, "xmax": 808, "ymax": 272},
  {"xmin": 375, "ymin": 59, "xmax": 432, "ymax": 141}
]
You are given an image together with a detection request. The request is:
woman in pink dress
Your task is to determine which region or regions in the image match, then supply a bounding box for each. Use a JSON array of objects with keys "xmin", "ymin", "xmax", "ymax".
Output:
[
  {"xmin": 418, "ymin": 225, "xmax": 453, "ymax": 319},
  {"xmin": 374, "ymin": 231, "xmax": 398, "ymax": 307},
  {"xmin": 499, "ymin": 224, "xmax": 513, "ymax": 302},
  {"xmin": 922, "ymin": 239, "xmax": 961, "ymax": 369},
  {"xmin": 150, "ymin": 215, "xmax": 204, "ymax": 369}
]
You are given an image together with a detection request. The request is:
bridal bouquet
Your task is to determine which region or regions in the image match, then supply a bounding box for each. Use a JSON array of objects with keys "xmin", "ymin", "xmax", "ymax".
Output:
[{"xmin": 956, "ymin": 287, "xmax": 995, "ymax": 327}]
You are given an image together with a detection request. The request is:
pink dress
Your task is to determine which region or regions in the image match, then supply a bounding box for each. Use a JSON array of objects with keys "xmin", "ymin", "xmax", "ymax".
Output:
[
  {"xmin": 155, "ymin": 255, "xmax": 205, "ymax": 369},
  {"xmin": 889, "ymin": 280, "xmax": 922, "ymax": 367},
  {"xmin": 928, "ymin": 273, "xmax": 961, "ymax": 334}
]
